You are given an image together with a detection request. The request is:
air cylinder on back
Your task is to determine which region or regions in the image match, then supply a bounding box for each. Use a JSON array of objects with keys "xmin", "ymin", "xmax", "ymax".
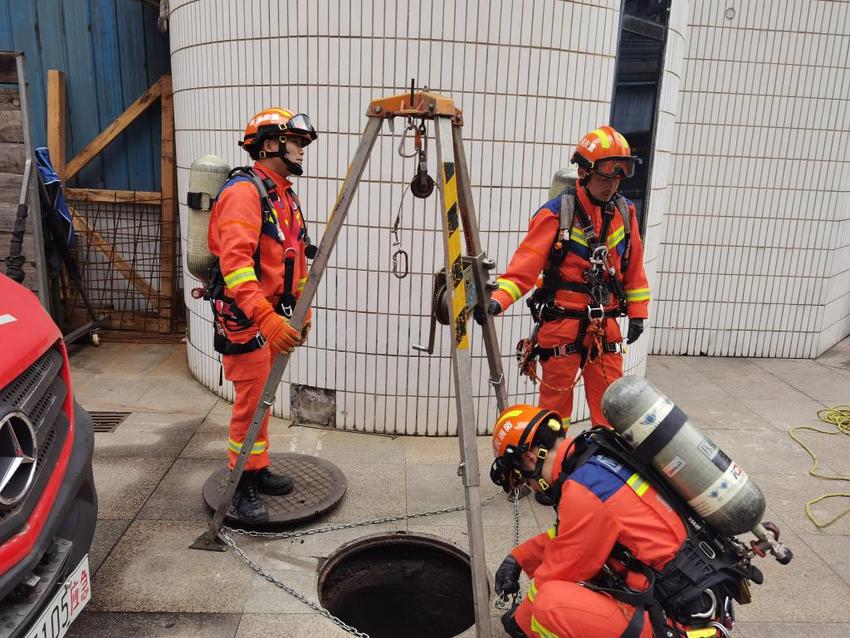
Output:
[
  {"xmin": 602, "ymin": 376, "xmax": 766, "ymax": 536},
  {"xmin": 186, "ymin": 154, "xmax": 230, "ymax": 282}
]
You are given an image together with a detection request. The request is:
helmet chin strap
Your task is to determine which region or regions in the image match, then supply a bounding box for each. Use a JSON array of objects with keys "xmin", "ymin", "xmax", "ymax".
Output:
[
  {"xmin": 282, "ymin": 156, "xmax": 303, "ymax": 176},
  {"xmin": 582, "ymin": 179, "xmax": 613, "ymax": 207}
]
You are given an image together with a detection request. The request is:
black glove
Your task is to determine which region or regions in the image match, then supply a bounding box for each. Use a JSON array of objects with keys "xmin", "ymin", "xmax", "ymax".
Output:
[
  {"xmin": 501, "ymin": 604, "xmax": 527, "ymax": 638},
  {"xmin": 626, "ymin": 318, "xmax": 644, "ymax": 344},
  {"xmin": 495, "ymin": 554, "xmax": 522, "ymax": 597},
  {"xmin": 473, "ymin": 299, "xmax": 502, "ymax": 325}
]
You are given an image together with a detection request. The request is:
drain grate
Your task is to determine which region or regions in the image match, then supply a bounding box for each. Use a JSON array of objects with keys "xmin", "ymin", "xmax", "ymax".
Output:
[{"xmin": 89, "ymin": 411, "xmax": 131, "ymax": 433}]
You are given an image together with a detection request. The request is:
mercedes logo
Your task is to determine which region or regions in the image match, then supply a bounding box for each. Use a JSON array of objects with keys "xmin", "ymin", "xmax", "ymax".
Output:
[{"xmin": 0, "ymin": 411, "xmax": 38, "ymax": 508}]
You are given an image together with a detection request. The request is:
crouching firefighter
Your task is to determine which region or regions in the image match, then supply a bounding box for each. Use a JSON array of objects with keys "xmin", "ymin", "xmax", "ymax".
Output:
[
  {"xmin": 202, "ymin": 107, "xmax": 318, "ymax": 524},
  {"xmin": 483, "ymin": 126, "xmax": 650, "ymax": 432},
  {"xmin": 489, "ymin": 405, "xmax": 765, "ymax": 638}
]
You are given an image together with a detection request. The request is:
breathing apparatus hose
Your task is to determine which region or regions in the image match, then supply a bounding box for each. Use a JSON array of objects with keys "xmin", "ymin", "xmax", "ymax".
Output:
[{"xmin": 788, "ymin": 406, "xmax": 850, "ymax": 528}]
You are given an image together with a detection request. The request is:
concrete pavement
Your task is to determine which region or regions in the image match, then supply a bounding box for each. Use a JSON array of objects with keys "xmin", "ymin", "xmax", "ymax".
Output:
[{"xmin": 65, "ymin": 338, "xmax": 850, "ymax": 637}]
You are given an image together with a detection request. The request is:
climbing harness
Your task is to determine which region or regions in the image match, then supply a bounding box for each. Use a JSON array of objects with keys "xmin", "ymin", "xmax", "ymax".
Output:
[{"xmin": 788, "ymin": 405, "xmax": 850, "ymax": 528}]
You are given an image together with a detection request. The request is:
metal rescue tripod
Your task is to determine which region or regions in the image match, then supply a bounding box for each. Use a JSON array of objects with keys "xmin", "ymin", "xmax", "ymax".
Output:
[{"xmin": 192, "ymin": 90, "xmax": 509, "ymax": 636}]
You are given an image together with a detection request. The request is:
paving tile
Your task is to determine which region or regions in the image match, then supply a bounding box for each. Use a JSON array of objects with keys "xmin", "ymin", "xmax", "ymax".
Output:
[
  {"xmin": 405, "ymin": 463, "xmax": 535, "ymax": 527},
  {"xmin": 799, "ymin": 533, "xmax": 850, "ymax": 586},
  {"xmin": 138, "ymin": 458, "xmax": 223, "ymax": 521},
  {"xmin": 751, "ymin": 358, "xmax": 850, "ymax": 405},
  {"xmin": 735, "ymin": 622, "xmax": 850, "ymax": 638},
  {"xmin": 68, "ymin": 343, "xmax": 177, "ymax": 377},
  {"xmin": 405, "ymin": 435, "xmax": 466, "ymax": 465},
  {"xmin": 241, "ymin": 570, "xmax": 321, "ymax": 614},
  {"xmin": 135, "ymin": 376, "xmax": 220, "ymax": 415},
  {"xmin": 91, "ymin": 521, "xmax": 254, "ymax": 613},
  {"xmin": 234, "ymin": 613, "xmax": 351, "ymax": 638},
  {"xmin": 318, "ymin": 461, "xmax": 406, "ymax": 523},
  {"xmin": 94, "ymin": 412, "xmax": 203, "ymax": 459},
  {"xmin": 67, "ymin": 611, "xmax": 240, "ymax": 638},
  {"xmin": 93, "ymin": 457, "xmax": 173, "ymax": 520},
  {"xmin": 71, "ymin": 374, "xmax": 150, "ymax": 412},
  {"xmin": 748, "ymin": 471, "xmax": 850, "ymax": 536},
  {"xmin": 784, "ymin": 422, "xmax": 850, "ymax": 476},
  {"xmin": 734, "ymin": 531, "xmax": 850, "ymax": 623},
  {"xmin": 189, "ymin": 416, "xmax": 320, "ymax": 458},
  {"xmin": 315, "ymin": 428, "xmax": 405, "ymax": 465},
  {"xmin": 89, "ymin": 519, "xmax": 130, "ymax": 575}
]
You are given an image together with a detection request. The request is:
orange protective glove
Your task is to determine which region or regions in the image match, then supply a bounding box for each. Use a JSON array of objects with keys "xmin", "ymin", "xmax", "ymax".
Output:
[
  {"xmin": 300, "ymin": 308, "xmax": 313, "ymax": 344},
  {"xmin": 253, "ymin": 302, "xmax": 300, "ymax": 353}
]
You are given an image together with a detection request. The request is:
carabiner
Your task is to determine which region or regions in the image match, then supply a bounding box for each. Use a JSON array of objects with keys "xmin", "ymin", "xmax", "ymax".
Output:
[{"xmin": 397, "ymin": 118, "xmax": 418, "ymax": 158}]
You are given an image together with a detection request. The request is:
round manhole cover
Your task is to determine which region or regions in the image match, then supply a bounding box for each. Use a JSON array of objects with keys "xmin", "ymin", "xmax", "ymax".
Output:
[
  {"xmin": 202, "ymin": 453, "xmax": 347, "ymax": 528},
  {"xmin": 318, "ymin": 532, "xmax": 477, "ymax": 638}
]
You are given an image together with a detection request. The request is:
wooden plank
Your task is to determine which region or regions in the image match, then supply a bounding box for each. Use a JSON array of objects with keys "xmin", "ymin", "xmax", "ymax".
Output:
[
  {"xmin": 65, "ymin": 188, "xmax": 161, "ymax": 204},
  {"xmin": 158, "ymin": 74, "xmax": 175, "ymax": 333},
  {"xmin": 0, "ymin": 172, "xmax": 25, "ymax": 202},
  {"xmin": 90, "ymin": 0, "xmax": 128, "ymax": 189},
  {"xmin": 69, "ymin": 206, "xmax": 161, "ymax": 309},
  {"xmin": 0, "ymin": 108, "xmax": 23, "ymax": 143},
  {"xmin": 47, "ymin": 70, "xmax": 66, "ymax": 177},
  {"xmin": 63, "ymin": 77, "xmax": 163, "ymax": 183},
  {"xmin": 0, "ymin": 89, "xmax": 20, "ymax": 110},
  {"xmin": 0, "ymin": 53, "xmax": 17, "ymax": 84},
  {"xmin": 0, "ymin": 142, "xmax": 25, "ymax": 174}
]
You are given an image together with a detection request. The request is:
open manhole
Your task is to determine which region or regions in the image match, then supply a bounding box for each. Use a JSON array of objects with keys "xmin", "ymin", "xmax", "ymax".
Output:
[{"xmin": 318, "ymin": 532, "xmax": 477, "ymax": 638}]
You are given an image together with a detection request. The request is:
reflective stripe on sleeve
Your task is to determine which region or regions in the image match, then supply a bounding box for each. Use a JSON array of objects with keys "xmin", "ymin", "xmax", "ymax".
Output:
[
  {"xmin": 223, "ymin": 266, "xmax": 259, "ymax": 289},
  {"xmin": 546, "ymin": 526, "xmax": 556, "ymax": 540},
  {"xmin": 625, "ymin": 287, "xmax": 650, "ymax": 302},
  {"xmin": 627, "ymin": 472, "xmax": 650, "ymax": 497},
  {"xmin": 497, "ymin": 278, "xmax": 522, "ymax": 302}
]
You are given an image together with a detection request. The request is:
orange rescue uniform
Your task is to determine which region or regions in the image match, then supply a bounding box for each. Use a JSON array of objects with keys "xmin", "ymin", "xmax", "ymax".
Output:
[
  {"xmin": 491, "ymin": 187, "xmax": 650, "ymax": 427},
  {"xmin": 512, "ymin": 443, "xmax": 687, "ymax": 638},
  {"xmin": 208, "ymin": 164, "xmax": 309, "ymax": 470}
]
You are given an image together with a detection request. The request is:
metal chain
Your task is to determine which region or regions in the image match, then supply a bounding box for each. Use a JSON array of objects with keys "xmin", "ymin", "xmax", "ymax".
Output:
[
  {"xmin": 225, "ymin": 490, "xmax": 502, "ymax": 539},
  {"xmin": 221, "ymin": 490, "xmax": 513, "ymax": 637},
  {"xmin": 219, "ymin": 529, "xmax": 370, "ymax": 638},
  {"xmin": 494, "ymin": 489, "xmax": 523, "ymax": 612}
]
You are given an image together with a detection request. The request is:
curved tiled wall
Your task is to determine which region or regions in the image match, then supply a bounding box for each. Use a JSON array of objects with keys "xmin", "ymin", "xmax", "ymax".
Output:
[
  {"xmin": 169, "ymin": 0, "xmax": 663, "ymax": 433},
  {"xmin": 653, "ymin": 1, "xmax": 850, "ymax": 357}
]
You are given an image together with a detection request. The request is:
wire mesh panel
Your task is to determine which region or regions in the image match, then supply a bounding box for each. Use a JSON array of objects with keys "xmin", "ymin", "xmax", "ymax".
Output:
[{"xmin": 64, "ymin": 193, "xmax": 183, "ymax": 334}]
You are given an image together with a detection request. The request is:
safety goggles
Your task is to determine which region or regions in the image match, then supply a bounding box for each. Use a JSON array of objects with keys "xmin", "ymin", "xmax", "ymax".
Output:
[
  {"xmin": 591, "ymin": 156, "xmax": 641, "ymax": 179},
  {"xmin": 282, "ymin": 113, "xmax": 318, "ymax": 143}
]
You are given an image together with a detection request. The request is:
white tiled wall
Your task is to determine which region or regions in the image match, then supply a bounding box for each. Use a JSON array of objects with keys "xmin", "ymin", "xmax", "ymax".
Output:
[
  {"xmin": 653, "ymin": 0, "xmax": 850, "ymax": 357},
  {"xmin": 169, "ymin": 0, "xmax": 658, "ymax": 433}
]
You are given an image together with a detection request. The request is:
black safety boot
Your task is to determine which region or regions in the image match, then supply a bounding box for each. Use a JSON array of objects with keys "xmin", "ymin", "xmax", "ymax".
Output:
[
  {"xmin": 232, "ymin": 471, "xmax": 268, "ymax": 523},
  {"xmin": 255, "ymin": 467, "xmax": 294, "ymax": 496}
]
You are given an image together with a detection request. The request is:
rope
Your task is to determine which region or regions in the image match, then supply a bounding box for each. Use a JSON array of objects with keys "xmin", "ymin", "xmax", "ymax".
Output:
[{"xmin": 788, "ymin": 405, "xmax": 850, "ymax": 529}]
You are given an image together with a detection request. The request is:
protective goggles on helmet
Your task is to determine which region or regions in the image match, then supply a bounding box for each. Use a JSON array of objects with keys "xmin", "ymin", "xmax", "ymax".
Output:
[
  {"xmin": 590, "ymin": 156, "xmax": 641, "ymax": 179},
  {"xmin": 281, "ymin": 113, "xmax": 318, "ymax": 144}
]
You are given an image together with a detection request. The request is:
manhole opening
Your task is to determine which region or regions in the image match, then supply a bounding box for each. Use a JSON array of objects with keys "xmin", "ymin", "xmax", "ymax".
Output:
[
  {"xmin": 89, "ymin": 411, "xmax": 131, "ymax": 433},
  {"xmin": 318, "ymin": 533, "xmax": 475, "ymax": 638}
]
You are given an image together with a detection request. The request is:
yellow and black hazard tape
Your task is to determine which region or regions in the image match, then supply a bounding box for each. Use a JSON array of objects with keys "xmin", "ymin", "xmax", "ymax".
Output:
[{"xmin": 441, "ymin": 160, "xmax": 469, "ymax": 349}]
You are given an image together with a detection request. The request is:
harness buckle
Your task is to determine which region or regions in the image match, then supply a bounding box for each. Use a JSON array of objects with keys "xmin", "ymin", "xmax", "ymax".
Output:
[
  {"xmin": 280, "ymin": 305, "xmax": 293, "ymax": 318},
  {"xmin": 255, "ymin": 333, "xmax": 266, "ymax": 347},
  {"xmin": 588, "ymin": 304, "xmax": 605, "ymax": 320}
]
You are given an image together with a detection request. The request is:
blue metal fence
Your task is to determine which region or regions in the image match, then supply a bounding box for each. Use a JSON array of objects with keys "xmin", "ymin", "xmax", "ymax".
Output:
[{"xmin": 0, "ymin": 0, "xmax": 170, "ymax": 190}]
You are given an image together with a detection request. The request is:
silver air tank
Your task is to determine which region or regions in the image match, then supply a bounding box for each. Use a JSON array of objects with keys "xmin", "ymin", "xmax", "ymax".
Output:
[
  {"xmin": 186, "ymin": 154, "xmax": 230, "ymax": 282},
  {"xmin": 601, "ymin": 376, "xmax": 765, "ymax": 536},
  {"xmin": 548, "ymin": 166, "xmax": 579, "ymax": 199}
]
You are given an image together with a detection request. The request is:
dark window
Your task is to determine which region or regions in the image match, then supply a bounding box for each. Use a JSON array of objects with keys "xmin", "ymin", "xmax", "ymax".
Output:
[{"xmin": 611, "ymin": 1, "xmax": 671, "ymax": 234}]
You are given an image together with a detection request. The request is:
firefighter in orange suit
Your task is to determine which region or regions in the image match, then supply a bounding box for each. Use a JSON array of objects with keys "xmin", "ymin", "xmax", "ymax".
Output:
[
  {"xmin": 485, "ymin": 126, "xmax": 650, "ymax": 432},
  {"xmin": 207, "ymin": 108, "xmax": 317, "ymax": 523},
  {"xmin": 489, "ymin": 405, "xmax": 688, "ymax": 638}
]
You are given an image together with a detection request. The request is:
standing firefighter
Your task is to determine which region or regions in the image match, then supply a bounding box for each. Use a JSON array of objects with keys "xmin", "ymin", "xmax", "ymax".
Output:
[
  {"xmin": 207, "ymin": 108, "xmax": 318, "ymax": 523},
  {"xmin": 486, "ymin": 126, "xmax": 650, "ymax": 431}
]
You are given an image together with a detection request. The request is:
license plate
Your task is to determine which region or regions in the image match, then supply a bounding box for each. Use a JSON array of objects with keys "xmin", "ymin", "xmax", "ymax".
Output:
[{"xmin": 25, "ymin": 555, "xmax": 91, "ymax": 638}]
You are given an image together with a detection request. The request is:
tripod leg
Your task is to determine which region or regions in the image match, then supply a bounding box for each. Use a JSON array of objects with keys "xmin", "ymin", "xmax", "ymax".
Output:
[
  {"xmin": 452, "ymin": 125, "xmax": 508, "ymax": 413},
  {"xmin": 192, "ymin": 117, "xmax": 383, "ymax": 550},
  {"xmin": 433, "ymin": 115, "xmax": 494, "ymax": 638}
]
